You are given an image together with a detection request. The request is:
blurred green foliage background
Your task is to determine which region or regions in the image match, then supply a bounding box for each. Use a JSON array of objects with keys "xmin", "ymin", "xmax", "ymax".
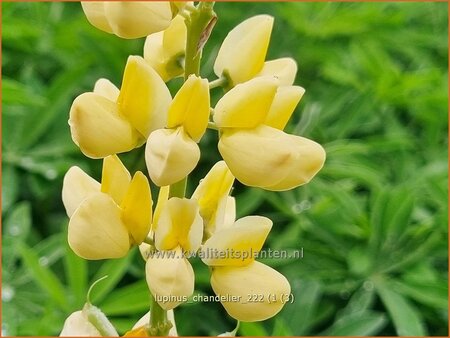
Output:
[{"xmin": 2, "ymin": 1, "xmax": 448, "ymax": 336}]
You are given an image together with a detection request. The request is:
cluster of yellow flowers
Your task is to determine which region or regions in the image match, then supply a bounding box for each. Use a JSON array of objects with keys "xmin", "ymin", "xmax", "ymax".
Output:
[{"xmin": 61, "ymin": 1, "xmax": 325, "ymax": 336}]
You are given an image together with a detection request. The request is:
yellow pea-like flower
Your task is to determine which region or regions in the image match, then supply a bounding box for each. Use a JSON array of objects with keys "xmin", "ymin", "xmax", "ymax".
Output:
[
  {"xmin": 145, "ymin": 247, "xmax": 195, "ymax": 310},
  {"xmin": 201, "ymin": 216, "xmax": 272, "ymax": 267},
  {"xmin": 145, "ymin": 127, "xmax": 200, "ymax": 187},
  {"xmin": 62, "ymin": 155, "xmax": 152, "ymax": 260},
  {"xmin": 69, "ymin": 56, "xmax": 171, "ymax": 159},
  {"xmin": 144, "ymin": 15, "xmax": 187, "ymax": 82},
  {"xmin": 59, "ymin": 310, "xmax": 104, "ymax": 336},
  {"xmin": 214, "ymin": 15, "xmax": 274, "ymax": 87},
  {"xmin": 264, "ymin": 86, "xmax": 305, "ymax": 131},
  {"xmin": 191, "ymin": 161, "xmax": 235, "ymax": 237},
  {"xmin": 154, "ymin": 197, "xmax": 203, "ymax": 252},
  {"xmin": 256, "ymin": 58, "xmax": 298, "ymax": 86},
  {"xmin": 218, "ymin": 125, "xmax": 326, "ymax": 191},
  {"xmin": 210, "ymin": 261, "xmax": 291, "ymax": 322},
  {"xmin": 81, "ymin": 2, "xmax": 175, "ymax": 39},
  {"xmin": 214, "ymin": 77, "xmax": 278, "ymax": 129}
]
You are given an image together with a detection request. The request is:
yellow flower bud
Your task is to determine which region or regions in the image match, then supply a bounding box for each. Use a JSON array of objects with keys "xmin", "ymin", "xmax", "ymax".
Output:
[
  {"xmin": 145, "ymin": 247, "xmax": 194, "ymax": 310},
  {"xmin": 59, "ymin": 310, "xmax": 103, "ymax": 336},
  {"xmin": 201, "ymin": 216, "xmax": 272, "ymax": 267},
  {"xmin": 214, "ymin": 15, "xmax": 274, "ymax": 87},
  {"xmin": 81, "ymin": 2, "xmax": 173, "ymax": 39},
  {"xmin": 218, "ymin": 125, "xmax": 326, "ymax": 191},
  {"xmin": 62, "ymin": 166, "xmax": 100, "ymax": 217},
  {"xmin": 210, "ymin": 261, "xmax": 291, "ymax": 322},
  {"xmin": 120, "ymin": 172, "xmax": 152, "ymax": 245},
  {"xmin": 145, "ymin": 127, "xmax": 200, "ymax": 186},
  {"xmin": 93, "ymin": 78, "xmax": 119, "ymax": 102},
  {"xmin": 214, "ymin": 77, "xmax": 278, "ymax": 129},
  {"xmin": 118, "ymin": 56, "xmax": 172, "ymax": 138},
  {"xmin": 69, "ymin": 92, "xmax": 141, "ymax": 159},
  {"xmin": 265, "ymin": 86, "xmax": 305, "ymax": 130},
  {"xmin": 155, "ymin": 197, "xmax": 203, "ymax": 252},
  {"xmin": 68, "ymin": 192, "xmax": 130, "ymax": 260},
  {"xmin": 167, "ymin": 75, "xmax": 210, "ymax": 142},
  {"xmin": 191, "ymin": 161, "xmax": 235, "ymax": 236},
  {"xmin": 144, "ymin": 15, "xmax": 187, "ymax": 82},
  {"xmin": 256, "ymin": 58, "xmax": 298, "ymax": 86},
  {"xmin": 100, "ymin": 155, "xmax": 131, "ymax": 205}
]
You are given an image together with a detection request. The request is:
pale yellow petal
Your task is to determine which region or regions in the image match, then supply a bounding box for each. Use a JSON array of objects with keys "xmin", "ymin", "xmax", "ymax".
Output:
[
  {"xmin": 132, "ymin": 310, "xmax": 178, "ymax": 336},
  {"xmin": 68, "ymin": 193, "xmax": 130, "ymax": 260},
  {"xmin": 62, "ymin": 166, "xmax": 100, "ymax": 217},
  {"xmin": 218, "ymin": 126, "xmax": 295, "ymax": 188},
  {"xmin": 145, "ymin": 248, "xmax": 194, "ymax": 310},
  {"xmin": 211, "ymin": 261, "xmax": 291, "ymax": 322},
  {"xmin": 263, "ymin": 135, "xmax": 326, "ymax": 191},
  {"xmin": 145, "ymin": 127, "xmax": 200, "ymax": 187},
  {"xmin": 214, "ymin": 15, "xmax": 274, "ymax": 86},
  {"xmin": 162, "ymin": 15, "xmax": 187, "ymax": 61},
  {"xmin": 118, "ymin": 56, "xmax": 172, "ymax": 138},
  {"xmin": 167, "ymin": 75, "xmax": 210, "ymax": 142},
  {"xmin": 103, "ymin": 2, "xmax": 172, "ymax": 39},
  {"xmin": 81, "ymin": 2, "xmax": 113, "ymax": 34},
  {"xmin": 256, "ymin": 58, "xmax": 298, "ymax": 86},
  {"xmin": 120, "ymin": 171, "xmax": 152, "ymax": 245},
  {"xmin": 201, "ymin": 216, "xmax": 272, "ymax": 266},
  {"xmin": 101, "ymin": 155, "xmax": 131, "ymax": 205},
  {"xmin": 69, "ymin": 92, "xmax": 140, "ymax": 159},
  {"xmin": 152, "ymin": 186, "xmax": 170, "ymax": 231},
  {"xmin": 213, "ymin": 196, "xmax": 236, "ymax": 233},
  {"xmin": 143, "ymin": 33, "xmax": 172, "ymax": 82},
  {"xmin": 59, "ymin": 310, "xmax": 103, "ymax": 337},
  {"xmin": 213, "ymin": 77, "xmax": 278, "ymax": 129},
  {"xmin": 155, "ymin": 197, "xmax": 203, "ymax": 252},
  {"xmin": 265, "ymin": 86, "xmax": 305, "ymax": 130},
  {"xmin": 93, "ymin": 78, "xmax": 120, "ymax": 102}
]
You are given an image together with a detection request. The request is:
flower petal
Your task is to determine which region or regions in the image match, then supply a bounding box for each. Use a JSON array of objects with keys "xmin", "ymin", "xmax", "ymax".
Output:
[
  {"xmin": 120, "ymin": 171, "xmax": 152, "ymax": 245},
  {"xmin": 162, "ymin": 15, "xmax": 187, "ymax": 61},
  {"xmin": 265, "ymin": 86, "xmax": 305, "ymax": 130},
  {"xmin": 81, "ymin": 2, "xmax": 113, "ymax": 34},
  {"xmin": 145, "ymin": 247, "xmax": 194, "ymax": 310},
  {"xmin": 155, "ymin": 197, "xmax": 203, "ymax": 252},
  {"xmin": 201, "ymin": 216, "xmax": 272, "ymax": 266},
  {"xmin": 103, "ymin": 2, "xmax": 173, "ymax": 39},
  {"xmin": 256, "ymin": 58, "xmax": 298, "ymax": 86},
  {"xmin": 132, "ymin": 310, "xmax": 178, "ymax": 336},
  {"xmin": 69, "ymin": 92, "xmax": 140, "ymax": 158},
  {"xmin": 152, "ymin": 185, "xmax": 170, "ymax": 232},
  {"xmin": 62, "ymin": 166, "xmax": 100, "ymax": 217},
  {"xmin": 101, "ymin": 155, "xmax": 131, "ymax": 205},
  {"xmin": 144, "ymin": 32, "xmax": 172, "ymax": 82},
  {"xmin": 68, "ymin": 193, "xmax": 130, "ymax": 260},
  {"xmin": 59, "ymin": 310, "xmax": 103, "ymax": 337},
  {"xmin": 93, "ymin": 78, "xmax": 120, "ymax": 102},
  {"xmin": 214, "ymin": 77, "xmax": 278, "ymax": 129},
  {"xmin": 214, "ymin": 15, "xmax": 274, "ymax": 86},
  {"xmin": 167, "ymin": 75, "xmax": 210, "ymax": 142},
  {"xmin": 210, "ymin": 261, "xmax": 291, "ymax": 322},
  {"xmin": 145, "ymin": 127, "xmax": 200, "ymax": 186},
  {"xmin": 118, "ymin": 56, "xmax": 172, "ymax": 138}
]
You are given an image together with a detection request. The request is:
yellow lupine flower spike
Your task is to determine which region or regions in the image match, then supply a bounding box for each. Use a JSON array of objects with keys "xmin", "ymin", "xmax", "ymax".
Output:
[
  {"xmin": 191, "ymin": 161, "xmax": 235, "ymax": 237},
  {"xmin": 69, "ymin": 56, "xmax": 171, "ymax": 159},
  {"xmin": 210, "ymin": 261, "xmax": 291, "ymax": 322},
  {"xmin": 144, "ymin": 15, "xmax": 187, "ymax": 82},
  {"xmin": 81, "ymin": 2, "xmax": 175, "ymax": 39},
  {"xmin": 201, "ymin": 216, "xmax": 272, "ymax": 266},
  {"xmin": 62, "ymin": 156, "xmax": 152, "ymax": 260},
  {"xmin": 214, "ymin": 15, "xmax": 274, "ymax": 87}
]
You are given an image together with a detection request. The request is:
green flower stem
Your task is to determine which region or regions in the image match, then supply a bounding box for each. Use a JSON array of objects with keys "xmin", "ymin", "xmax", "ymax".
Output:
[
  {"xmin": 147, "ymin": 3, "xmax": 216, "ymax": 335},
  {"xmin": 184, "ymin": 1, "xmax": 216, "ymax": 80},
  {"xmin": 209, "ymin": 77, "xmax": 227, "ymax": 89},
  {"xmin": 208, "ymin": 121, "xmax": 220, "ymax": 131}
]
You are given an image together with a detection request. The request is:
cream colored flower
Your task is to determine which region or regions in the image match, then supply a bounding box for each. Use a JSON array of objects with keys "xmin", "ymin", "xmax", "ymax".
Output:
[
  {"xmin": 81, "ymin": 2, "xmax": 178, "ymax": 39},
  {"xmin": 69, "ymin": 56, "xmax": 171, "ymax": 159},
  {"xmin": 145, "ymin": 197, "xmax": 203, "ymax": 310},
  {"xmin": 60, "ymin": 311, "xmax": 103, "ymax": 336},
  {"xmin": 213, "ymin": 76, "xmax": 325, "ymax": 191},
  {"xmin": 145, "ymin": 75, "xmax": 210, "ymax": 186},
  {"xmin": 62, "ymin": 155, "xmax": 152, "ymax": 259},
  {"xmin": 201, "ymin": 215, "xmax": 291, "ymax": 322},
  {"xmin": 144, "ymin": 15, "xmax": 187, "ymax": 82}
]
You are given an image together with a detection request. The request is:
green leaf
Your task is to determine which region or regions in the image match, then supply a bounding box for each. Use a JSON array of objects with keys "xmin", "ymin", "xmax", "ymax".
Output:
[
  {"xmin": 100, "ymin": 281, "xmax": 150, "ymax": 316},
  {"xmin": 392, "ymin": 279, "xmax": 448, "ymax": 310},
  {"xmin": 272, "ymin": 317, "xmax": 293, "ymax": 335},
  {"xmin": 3, "ymin": 201, "xmax": 31, "ymax": 242},
  {"xmin": 238, "ymin": 322, "xmax": 267, "ymax": 336},
  {"xmin": 2, "ymin": 165, "xmax": 20, "ymax": 214},
  {"xmin": 17, "ymin": 242, "xmax": 69, "ymax": 311},
  {"xmin": 321, "ymin": 311, "xmax": 387, "ymax": 336},
  {"xmin": 64, "ymin": 239, "xmax": 88, "ymax": 308},
  {"xmin": 90, "ymin": 249, "xmax": 136, "ymax": 304},
  {"xmin": 376, "ymin": 280, "xmax": 427, "ymax": 336}
]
